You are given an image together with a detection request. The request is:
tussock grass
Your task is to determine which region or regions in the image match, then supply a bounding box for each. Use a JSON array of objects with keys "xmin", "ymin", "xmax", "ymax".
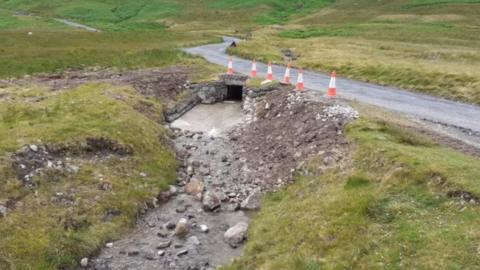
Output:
[
  {"xmin": 228, "ymin": 0, "xmax": 480, "ymax": 104},
  {"xmin": 5, "ymin": 0, "xmax": 478, "ymax": 105},
  {"xmin": 230, "ymin": 30, "xmax": 480, "ymax": 104},
  {"xmin": 0, "ymin": 83, "xmax": 177, "ymax": 269},
  {"xmin": 0, "ymin": 28, "xmax": 220, "ymax": 78},
  {"xmin": 223, "ymin": 117, "xmax": 480, "ymax": 270},
  {"xmin": 208, "ymin": 0, "xmax": 333, "ymax": 25}
]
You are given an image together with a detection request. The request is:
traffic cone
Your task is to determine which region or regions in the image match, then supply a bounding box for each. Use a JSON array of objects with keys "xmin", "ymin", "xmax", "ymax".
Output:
[
  {"xmin": 250, "ymin": 59, "xmax": 257, "ymax": 78},
  {"xmin": 266, "ymin": 62, "xmax": 274, "ymax": 81},
  {"xmin": 327, "ymin": 71, "xmax": 336, "ymax": 97},
  {"xmin": 296, "ymin": 69, "xmax": 304, "ymax": 91},
  {"xmin": 227, "ymin": 57, "xmax": 234, "ymax": 75},
  {"xmin": 282, "ymin": 63, "xmax": 291, "ymax": 84}
]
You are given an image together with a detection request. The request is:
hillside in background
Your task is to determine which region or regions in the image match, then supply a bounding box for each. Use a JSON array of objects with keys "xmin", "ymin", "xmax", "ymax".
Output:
[
  {"xmin": 0, "ymin": 0, "xmax": 479, "ymax": 103},
  {"xmin": 1, "ymin": 1, "xmax": 480, "ymax": 269}
]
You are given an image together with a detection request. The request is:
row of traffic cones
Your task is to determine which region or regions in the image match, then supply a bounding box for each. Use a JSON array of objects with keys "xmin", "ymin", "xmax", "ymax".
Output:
[{"xmin": 227, "ymin": 57, "xmax": 336, "ymax": 96}]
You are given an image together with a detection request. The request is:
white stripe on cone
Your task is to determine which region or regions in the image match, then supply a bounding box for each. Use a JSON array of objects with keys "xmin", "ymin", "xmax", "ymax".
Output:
[
  {"xmin": 266, "ymin": 62, "xmax": 273, "ymax": 81},
  {"xmin": 296, "ymin": 69, "xmax": 304, "ymax": 91},
  {"xmin": 250, "ymin": 60, "xmax": 257, "ymax": 77},
  {"xmin": 327, "ymin": 71, "xmax": 336, "ymax": 97},
  {"xmin": 282, "ymin": 64, "xmax": 291, "ymax": 84},
  {"xmin": 329, "ymin": 73, "xmax": 336, "ymax": 88},
  {"xmin": 227, "ymin": 57, "xmax": 234, "ymax": 74}
]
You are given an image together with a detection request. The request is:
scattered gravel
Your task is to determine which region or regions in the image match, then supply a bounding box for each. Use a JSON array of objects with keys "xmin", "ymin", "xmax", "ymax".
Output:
[{"xmin": 86, "ymin": 87, "xmax": 356, "ymax": 270}]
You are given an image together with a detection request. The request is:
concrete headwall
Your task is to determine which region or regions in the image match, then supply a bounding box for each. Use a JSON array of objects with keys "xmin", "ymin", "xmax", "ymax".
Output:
[{"xmin": 164, "ymin": 74, "xmax": 250, "ymax": 122}]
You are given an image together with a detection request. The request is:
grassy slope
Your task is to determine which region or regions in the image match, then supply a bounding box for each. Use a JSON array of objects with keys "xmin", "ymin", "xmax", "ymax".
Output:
[
  {"xmin": 0, "ymin": 83, "xmax": 176, "ymax": 269},
  {"xmin": 227, "ymin": 0, "xmax": 480, "ymax": 104},
  {"xmin": 2, "ymin": 0, "xmax": 478, "ymax": 103},
  {"xmin": 0, "ymin": 0, "xmax": 216, "ymax": 78},
  {"xmin": 1, "ymin": 1, "xmax": 480, "ymax": 269},
  {"xmin": 223, "ymin": 116, "xmax": 480, "ymax": 270},
  {"xmin": 0, "ymin": 0, "xmax": 336, "ymax": 78},
  {"xmin": 0, "ymin": 0, "xmax": 274, "ymax": 77}
]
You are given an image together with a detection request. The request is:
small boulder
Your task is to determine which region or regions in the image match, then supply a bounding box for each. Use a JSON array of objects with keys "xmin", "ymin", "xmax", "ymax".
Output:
[
  {"xmin": 157, "ymin": 229, "xmax": 169, "ymax": 238},
  {"xmin": 80, "ymin": 257, "xmax": 88, "ymax": 267},
  {"xmin": 164, "ymin": 220, "xmax": 176, "ymax": 230},
  {"xmin": 240, "ymin": 190, "xmax": 262, "ymax": 210},
  {"xmin": 175, "ymin": 218, "xmax": 189, "ymax": 237},
  {"xmin": 176, "ymin": 249, "xmax": 188, "ymax": 257},
  {"xmin": 188, "ymin": 236, "xmax": 201, "ymax": 246},
  {"xmin": 185, "ymin": 179, "xmax": 205, "ymax": 198},
  {"xmin": 66, "ymin": 164, "xmax": 80, "ymax": 174},
  {"xmin": 144, "ymin": 250, "xmax": 156, "ymax": 260},
  {"xmin": 156, "ymin": 240, "xmax": 172, "ymax": 249},
  {"xmin": 29, "ymin": 144, "xmax": 38, "ymax": 152},
  {"xmin": 199, "ymin": 224, "xmax": 209, "ymax": 233},
  {"xmin": 202, "ymin": 190, "xmax": 221, "ymax": 211},
  {"xmin": 224, "ymin": 222, "xmax": 248, "ymax": 248},
  {"xmin": 127, "ymin": 249, "xmax": 139, "ymax": 256},
  {"xmin": 169, "ymin": 185, "xmax": 178, "ymax": 195}
]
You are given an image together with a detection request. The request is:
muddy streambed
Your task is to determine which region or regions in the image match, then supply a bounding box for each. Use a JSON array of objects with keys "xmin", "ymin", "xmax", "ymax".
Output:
[
  {"xmin": 88, "ymin": 102, "xmax": 252, "ymax": 270},
  {"xmin": 86, "ymin": 89, "xmax": 356, "ymax": 270},
  {"xmin": 170, "ymin": 102, "xmax": 243, "ymax": 136}
]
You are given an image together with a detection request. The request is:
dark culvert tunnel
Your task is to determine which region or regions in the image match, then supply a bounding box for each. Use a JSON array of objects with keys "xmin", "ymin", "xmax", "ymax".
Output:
[{"xmin": 226, "ymin": 85, "xmax": 243, "ymax": 101}]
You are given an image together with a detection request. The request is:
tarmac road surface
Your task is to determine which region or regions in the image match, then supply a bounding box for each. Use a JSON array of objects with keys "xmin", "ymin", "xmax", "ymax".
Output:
[{"xmin": 185, "ymin": 37, "xmax": 480, "ymax": 146}]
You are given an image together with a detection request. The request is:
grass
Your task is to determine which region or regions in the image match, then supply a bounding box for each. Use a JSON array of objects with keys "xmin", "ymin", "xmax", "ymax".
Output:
[
  {"xmin": 0, "ymin": 0, "xmax": 480, "ymax": 268},
  {"xmin": 208, "ymin": 0, "xmax": 333, "ymax": 25},
  {"xmin": 0, "ymin": 83, "xmax": 177, "ymax": 269},
  {"xmin": 404, "ymin": 0, "xmax": 480, "ymax": 8},
  {"xmin": 222, "ymin": 115, "xmax": 480, "ymax": 270},
  {"xmin": 0, "ymin": 18, "xmax": 222, "ymax": 78},
  {"xmin": 226, "ymin": 0, "xmax": 480, "ymax": 104},
  {"xmin": 0, "ymin": 0, "xmax": 181, "ymax": 30},
  {"xmin": 1, "ymin": 0, "xmax": 480, "ymax": 104}
]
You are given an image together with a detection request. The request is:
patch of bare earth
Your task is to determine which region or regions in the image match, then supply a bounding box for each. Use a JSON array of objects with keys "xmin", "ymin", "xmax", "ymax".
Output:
[
  {"xmin": 231, "ymin": 89, "xmax": 357, "ymax": 191},
  {"xmin": 1, "ymin": 67, "xmax": 191, "ymax": 100},
  {"xmin": 11, "ymin": 137, "xmax": 132, "ymax": 188}
]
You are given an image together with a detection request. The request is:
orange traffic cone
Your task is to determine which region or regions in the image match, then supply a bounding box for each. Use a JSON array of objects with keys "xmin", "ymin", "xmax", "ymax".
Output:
[
  {"xmin": 266, "ymin": 62, "xmax": 274, "ymax": 81},
  {"xmin": 227, "ymin": 57, "xmax": 234, "ymax": 75},
  {"xmin": 296, "ymin": 69, "xmax": 304, "ymax": 91},
  {"xmin": 327, "ymin": 71, "xmax": 336, "ymax": 97},
  {"xmin": 250, "ymin": 59, "xmax": 257, "ymax": 78},
  {"xmin": 282, "ymin": 63, "xmax": 291, "ymax": 84}
]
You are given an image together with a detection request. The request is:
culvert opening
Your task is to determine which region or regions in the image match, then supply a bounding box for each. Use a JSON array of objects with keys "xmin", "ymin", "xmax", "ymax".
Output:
[{"xmin": 226, "ymin": 85, "xmax": 243, "ymax": 101}]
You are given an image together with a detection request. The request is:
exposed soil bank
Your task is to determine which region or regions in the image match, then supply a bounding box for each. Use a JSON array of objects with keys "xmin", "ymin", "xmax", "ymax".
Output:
[
  {"xmin": 185, "ymin": 38, "xmax": 480, "ymax": 149},
  {"xmin": 85, "ymin": 88, "xmax": 358, "ymax": 270}
]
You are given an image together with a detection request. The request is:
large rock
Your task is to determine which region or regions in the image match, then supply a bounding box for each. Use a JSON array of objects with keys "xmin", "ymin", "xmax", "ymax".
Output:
[
  {"xmin": 202, "ymin": 190, "xmax": 221, "ymax": 211},
  {"xmin": 224, "ymin": 222, "xmax": 248, "ymax": 248},
  {"xmin": 175, "ymin": 218, "xmax": 189, "ymax": 237},
  {"xmin": 240, "ymin": 190, "xmax": 262, "ymax": 210},
  {"xmin": 195, "ymin": 82, "xmax": 228, "ymax": 104},
  {"xmin": 185, "ymin": 179, "xmax": 204, "ymax": 199}
]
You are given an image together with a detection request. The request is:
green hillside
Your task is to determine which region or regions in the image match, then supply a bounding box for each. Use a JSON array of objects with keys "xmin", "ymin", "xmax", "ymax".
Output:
[
  {"xmin": 1, "ymin": 0, "xmax": 479, "ymax": 103},
  {"xmin": 0, "ymin": 1, "xmax": 480, "ymax": 269}
]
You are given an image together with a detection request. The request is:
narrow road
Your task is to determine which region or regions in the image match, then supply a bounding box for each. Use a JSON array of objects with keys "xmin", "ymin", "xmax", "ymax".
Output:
[
  {"xmin": 54, "ymin": 18, "xmax": 100, "ymax": 32},
  {"xmin": 10, "ymin": 10, "xmax": 100, "ymax": 32},
  {"xmin": 185, "ymin": 37, "xmax": 480, "ymax": 145}
]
